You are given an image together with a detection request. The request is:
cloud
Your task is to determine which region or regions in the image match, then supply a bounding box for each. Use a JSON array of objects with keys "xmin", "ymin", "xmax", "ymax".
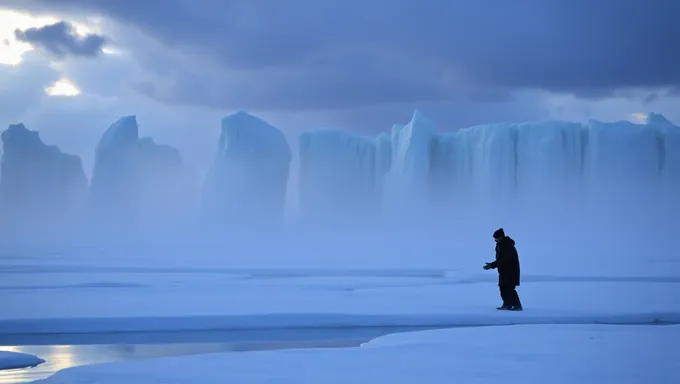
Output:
[
  {"xmin": 6, "ymin": 0, "xmax": 679, "ymax": 112},
  {"xmin": 1, "ymin": 0, "xmax": 679, "ymax": 176},
  {"xmin": 14, "ymin": 20, "xmax": 106, "ymax": 58},
  {"xmin": 0, "ymin": 51, "xmax": 59, "ymax": 119}
]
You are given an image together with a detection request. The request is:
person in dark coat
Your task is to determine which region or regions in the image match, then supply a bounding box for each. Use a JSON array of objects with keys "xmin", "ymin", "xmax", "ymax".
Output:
[{"xmin": 483, "ymin": 228, "xmax": 522, "ymax": 311}]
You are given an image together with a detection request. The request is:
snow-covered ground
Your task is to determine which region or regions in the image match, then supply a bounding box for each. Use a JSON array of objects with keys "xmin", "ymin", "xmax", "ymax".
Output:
[
  {"xmin": 0, "ymin": 352, "xmax": 43, "ymax": 371},
  {"xmin": 2, "ymin": 246, "xmax": 679, "ymax": 383},
  {"xmin": 2, "ymin": 262, "xmax": 679, "ymax": 333},
  {"xmin": 34, "ymin": 325, "xmax": 680, "ymax": 384}
]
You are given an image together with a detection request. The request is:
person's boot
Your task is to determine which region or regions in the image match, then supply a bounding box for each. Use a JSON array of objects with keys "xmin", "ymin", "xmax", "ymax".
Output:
[
  {"xmin": 496, "ymin": 304, "xmax": 510, "ymax": 310},
  {"xmin": 508, "ymin": 305, "xmax": 523, "ymax": 311}
]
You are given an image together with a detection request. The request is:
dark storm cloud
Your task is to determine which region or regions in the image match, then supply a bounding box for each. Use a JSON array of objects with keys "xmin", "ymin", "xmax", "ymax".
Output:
[
  {"xmin": 6, "ymin": 0, "xmax": 679, "ymax": 110},
  {"xmin": 15, "ymin": 21, "xmax": 107, "ymax": 58}
]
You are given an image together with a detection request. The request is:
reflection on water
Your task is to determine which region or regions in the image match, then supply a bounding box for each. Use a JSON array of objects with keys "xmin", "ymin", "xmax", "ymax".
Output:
[
  {"xmin": 0, "ymin": 326, "xmax": 450, "ymax": 384},
  {"xmin": 0, "ymin": 339, "xmax": 363, "ymax": 384}
]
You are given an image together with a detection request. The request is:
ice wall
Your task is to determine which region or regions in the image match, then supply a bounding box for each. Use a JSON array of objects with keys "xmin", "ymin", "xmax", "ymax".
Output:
[
  {"xmin": 0, "ymin": 110, "xmax": 674, "ymax": 244},
  {"xmin": 298, "ymin": 130, "xmax": 379, "ymax": 226},
  {"xmin": 646, "ymin": 113, "xmax": 680, "ymax": 192},
  {"xmin": 383, "ymin": 110, "xmax": 436, "ymax": 215},
  {"xmin": 585, "ymin": 120, "xmax": 661, "ymax": 185},
  {"xmin": 0, "ymin": 124, "xmax": 87, "ymax": 240},
  {"xmin": 431, "ymin": 123, "xmax": 518, "ymax": 209},
  {"xmin": 429, "ymin": 121, "xmax": 586, "ymax": 216},
  {"xmin": 202, "ymin": 111, "xmax": 291, "ymax": 234},
  {"xmin": 89, "ymin": 116, "xmax": 198, "ymax": 239},
  {"xmin": 296, "ymin": 110, "xmax": 678, "ymax": 231}
]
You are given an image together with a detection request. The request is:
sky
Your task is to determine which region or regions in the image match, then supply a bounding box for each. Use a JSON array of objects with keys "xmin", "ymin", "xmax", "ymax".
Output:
[{"xmin": 0, "ymin": 0, "xmax": 678, "ymax": 174}]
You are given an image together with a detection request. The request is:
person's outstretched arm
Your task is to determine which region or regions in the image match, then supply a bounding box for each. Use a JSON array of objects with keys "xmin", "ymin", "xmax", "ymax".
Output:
[{"xmin": 484, "ymin": 244, "xmax": 509, "ymax": 269}]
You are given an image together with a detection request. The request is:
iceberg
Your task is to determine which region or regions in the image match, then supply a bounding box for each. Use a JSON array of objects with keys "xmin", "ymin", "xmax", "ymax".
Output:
[
  {"xmin": 292, "ymin": 110, "xmax": 678, "ymax": 230},
  {"xmin": 202, "ymin": 111, "xmax": 292, "ymax": 234},
  {"xmin": 0, "ymin": 123, "xmax": 87, "ymax": 240},
  {"xmin": 89, "ymin": 116, "xmax": 198, "ymax": 239},
  {"xmin": 432, "ymin": 123, "xmax": 518, "ymax": 211},
  {"xmin": 429, "ymin": 121, "xmax": 586, "ymax": 216},
  {"xmin": 383, "ymin": 110, "xmax": 436, "ymax": 215},
  {"xmin": 646, "ymin": 112, "xmax": 680, "ymax": 191},
  {"xmin": 585, "ymin": 119, "xmax": 661, "ymax": 186},
  {"xmin": 514, "ymin": 121, "xmax": 585, "ymax": 200},
  {"xmin": 0, "ymin": 110, "xmax": 674, "ymax": 241},
  {"xmin": 298, "ymin": 130, "xmax": 380, "ymax": 226}
]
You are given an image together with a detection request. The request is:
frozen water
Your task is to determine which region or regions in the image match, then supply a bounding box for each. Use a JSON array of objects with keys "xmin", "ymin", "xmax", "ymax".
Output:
[
  {"xmin": 298, "ymin": 130, "xmax": 380, "ymax": 227},
  {"xmin": 383, "ymin": 110, "xmax": 436, "ymax": 216},
  {"xmin": 1, "ymin": 248, "xmax": 678, "ymax": 382},
  {"xmin": 202, "ymin": 111, "xmax": 291, "ymax": 235},
  {"xmin": 585, "ymin": 119, "xmax": 661, "ymax": 189},
  {"xmin": 2, "ymin": 246, "xmax": 678, "ymax": 334},
  {"xmin": 430, "ymin": 123, "xmax": 520, "ymax": 217},
  {"xmin": 31, "ymin": 325, "xmax": 680, "ymax": 384},
  {"xmin": 291, "ymin": 111, "xmax": 678, "ymax": 232},
  {"xmin": 89, "ymin": 116, "xmax": 198, "ymax": 241},
  {"xmin": 0, "ymin": 110, "xmax": 676, "ymax": 246},
  {"xmin": 1, "ymin": 110, "xmax": 678, "ymax": 383},
  {"xmin": 0, "ymin": 351, "xmax": 44, "ymax": 371},
  {"xmin": 646, "ymin": 112, "xmax": 680, "ymax": 192},
  {"xmin": 0, "ymin": 124, "xmax": 87, "ymax": 242}
]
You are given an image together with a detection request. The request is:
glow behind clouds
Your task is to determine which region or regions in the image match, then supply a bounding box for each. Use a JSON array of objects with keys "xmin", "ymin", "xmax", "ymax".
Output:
[
  {"xmin": 45, "ymin": 78, "xmax": 80, "ymax": 96},
  {"xmin": 0, "ymin": 9, "xmax": 98, "ymax": 97},
  {"xmin": 0, "ymin": 9, "xmax": 58, "ymax": 65}
]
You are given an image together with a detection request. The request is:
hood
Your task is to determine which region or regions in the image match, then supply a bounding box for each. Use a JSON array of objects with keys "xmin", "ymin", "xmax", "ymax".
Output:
[{"xmin": 502, "ymin": 236, "xmax": 516, "ymax": 247}]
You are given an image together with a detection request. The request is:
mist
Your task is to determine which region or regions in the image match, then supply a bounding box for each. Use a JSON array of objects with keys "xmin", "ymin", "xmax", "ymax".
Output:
[{"xmin": 0, "ymin": 110, "xmax": 676, "ymax": 278}]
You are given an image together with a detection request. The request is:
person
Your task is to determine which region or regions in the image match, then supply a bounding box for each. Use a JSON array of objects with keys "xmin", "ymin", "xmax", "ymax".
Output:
[{"xmin": 483, "ymin": 228, "xmax": 522, "ymax": 311}]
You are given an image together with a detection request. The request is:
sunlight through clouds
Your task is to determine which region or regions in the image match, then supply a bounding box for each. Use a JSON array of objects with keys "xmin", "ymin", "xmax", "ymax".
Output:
[
  {"xmin": 45, "ymin": 78, "xmax": 81, "ymax": 96},
  {"xmin": 631, "ymin": 112, "xmax": 648, "ymax": 122},
  {"xmin": 0, "ymin": 8, "xmax": 60, "ymax": 65},
  {"xmin": 0, "ymin": 8, "xmax": 108, "ymax": 65}
]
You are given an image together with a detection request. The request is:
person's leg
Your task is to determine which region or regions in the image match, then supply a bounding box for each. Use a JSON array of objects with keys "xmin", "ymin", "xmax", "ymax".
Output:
[
  {"xmin": 498, "ymin": 286, "xmax": 509, "ymax": 309},
  {"xmin": 508, "ymin": 286, "xmax": 522, "ymax": 310}
]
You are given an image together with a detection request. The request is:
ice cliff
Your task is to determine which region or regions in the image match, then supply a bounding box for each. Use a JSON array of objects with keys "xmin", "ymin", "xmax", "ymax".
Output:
[
  {"xmin": 0, "ymin": 123, "xmax": 87, "ymax": 239},
  {"xmin": 297, "ymin": 111, "xmax": 679, "ymax": 225},
  {"xmin": 89, "ymin": 116, "xmax": 198, "ymax": 239},
  {"xmin": 646, "ymin": 112, "xmax": 680, "ymax": 191},
  {"xmin": 0, "ymin": 110, "xmax": 676, "ymax": 241},
  {"xmin": 298, "ymin": 130, "xmax": 379, "ymax": 226},
  {"xmin": 384, "ymin": 110, "xmax": 436, "ymax": 214},
  {"xmin": 202, "ymin": 111, "xmax": 292, "ymax": 234}
]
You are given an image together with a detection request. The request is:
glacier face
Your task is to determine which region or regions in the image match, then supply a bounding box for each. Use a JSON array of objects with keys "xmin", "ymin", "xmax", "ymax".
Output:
[
  {"xmin": 296, "ymin": 111, "xmax": 679, "ymax": 228},
  {"xmin": 428, "ymin": 121, "xmax": 587, "ymax": 215},
  {"xmin": 296, "ymin": 111, "xmax": 445, "ymax": 227},
  {"xmin": 298, "ymin": 130, "xmax": 379, "ymax": 226},
  {"xmin": 0, "ymin": 110, "xmax": 676, "ymax": 245},
  {"xmin": 383, "ymin": 110, "xmax": 436, "ymax": 215},
  {"xmin": 202, "ymin": 111, "xmax": 292, "ymax": 234},
  {"xmin": 647, "ymin": 113, "xmax": 680, "ymax": 191},
  {"xmin": 89, "ymin": 116, "xmax": 197, "ymax": 239},
  {"xmin": 0, "ymin": 124, "xmax": 87, "ymax": 239}
]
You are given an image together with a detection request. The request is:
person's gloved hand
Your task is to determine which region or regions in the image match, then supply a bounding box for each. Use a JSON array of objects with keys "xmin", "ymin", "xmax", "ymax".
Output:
[{"xmin": 483, "ymin": 263, "xmax": 492, "ymax": 270}]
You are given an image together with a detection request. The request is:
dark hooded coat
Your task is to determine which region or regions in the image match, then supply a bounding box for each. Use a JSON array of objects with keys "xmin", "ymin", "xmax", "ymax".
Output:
[{"xmin": 488, "ymin": 236, "xmax": 521, "ymax": 287}]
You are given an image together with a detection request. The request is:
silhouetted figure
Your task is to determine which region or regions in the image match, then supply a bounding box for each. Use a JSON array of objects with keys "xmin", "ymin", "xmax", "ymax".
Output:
[{"xmin": 484, "ymin": 228, "xmax": 522, "ymax": 311}]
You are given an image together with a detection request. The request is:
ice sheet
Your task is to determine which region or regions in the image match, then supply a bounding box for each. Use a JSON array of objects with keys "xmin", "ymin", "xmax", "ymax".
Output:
[
  {"xmin": 35, "ymin": 324, "xmax": 680, "ymax": 384},
  {"xmin": 0, "ymin": 351, "xmax": 44, "ymax": 371},
  {"xmin": 2, "ymin": 262, "xmax": 678, "ymax": 335}
]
